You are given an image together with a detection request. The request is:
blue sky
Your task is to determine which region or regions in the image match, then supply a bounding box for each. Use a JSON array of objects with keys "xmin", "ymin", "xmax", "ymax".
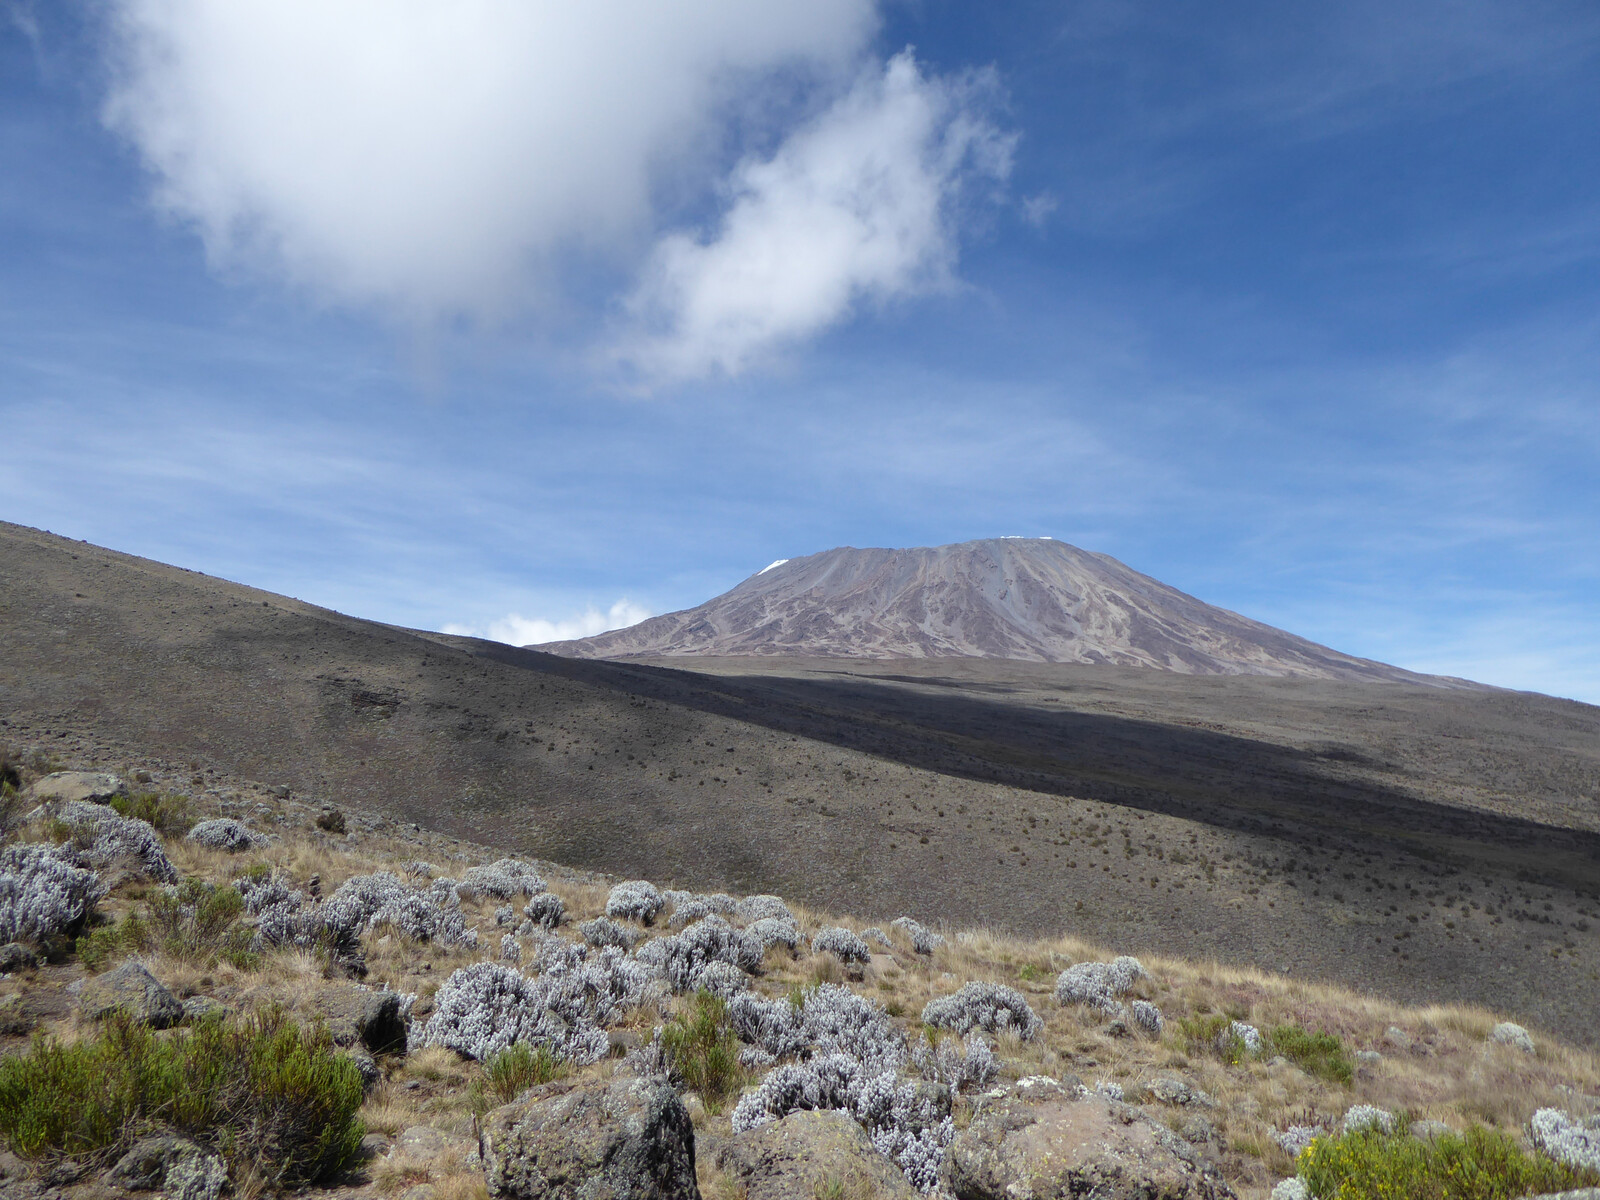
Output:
[{"xmin": 4, "ymin": 1, "xmax": 1598, "ymax": 701}]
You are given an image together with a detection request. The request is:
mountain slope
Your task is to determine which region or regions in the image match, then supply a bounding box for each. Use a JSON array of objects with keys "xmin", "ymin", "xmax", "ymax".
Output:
[{"xmin": 541, "ymin": 538, "xmax": 1462, "ymax": 685}]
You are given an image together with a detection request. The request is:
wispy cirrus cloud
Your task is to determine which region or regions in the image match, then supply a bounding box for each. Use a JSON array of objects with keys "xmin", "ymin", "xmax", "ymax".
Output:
[{"xmin": 617, "ymin": 52, "xmax": 1013, "ymax": 381}]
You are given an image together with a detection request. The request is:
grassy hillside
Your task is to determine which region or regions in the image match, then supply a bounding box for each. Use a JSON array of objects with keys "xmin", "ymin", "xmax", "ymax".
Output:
[{"xmin": 2, "ymin": 745, "xmax": 1597, "ymax": 1199}]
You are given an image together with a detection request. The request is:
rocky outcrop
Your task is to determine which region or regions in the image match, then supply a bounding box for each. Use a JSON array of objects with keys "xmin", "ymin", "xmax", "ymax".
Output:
[
  {"xmin": 945, "ymin": 1077, "xmax": 1235, "ymax": 1200},
  {"xmin": 478, "ymin": 1072, "xmax": 700, "ymax": 1200},
  {"xmin": 78, "ymin": 961, "xmax": 182, "ymax": 1028},
  {"xmin": 24, "ymin": 772, "xmax": 126, "ymax": 805},
  {"xmin": 716, "ymin": 1109, "xmax": 917, "ymax": 1200}
]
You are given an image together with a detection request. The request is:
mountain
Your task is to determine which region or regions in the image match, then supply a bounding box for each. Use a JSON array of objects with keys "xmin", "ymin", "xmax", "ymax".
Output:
[{"xmin": 539, "ymin": 537, "xmax": 1462, "ymax": 685}]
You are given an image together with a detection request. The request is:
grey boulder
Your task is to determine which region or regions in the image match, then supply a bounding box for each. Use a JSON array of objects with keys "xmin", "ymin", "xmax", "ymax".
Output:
[
  {"xmin": 0, "ymin": 943, "xmax": 37, "ymax": 975},
  {"xmin": 78, "ymin": 961, "xmax": 182, "ymax": 1028},
  {"xmin": 479, "ymin": 1072, "xmax": 700, "ymax": 1200},
  {"xmin": 946, "ymin": 1077, "xmax": 1235, "ymax": 1200},
  {"xmin": 109, "ymin": 1135, "xmax": 227, "ymax": 1200},
  {"xmin": 716, "ymin": 1109, "xmax": 917, "ymax": 1200},
  {"xmin": 302, "ymin": 985, "xmax": 407, "ymax": 1054}
]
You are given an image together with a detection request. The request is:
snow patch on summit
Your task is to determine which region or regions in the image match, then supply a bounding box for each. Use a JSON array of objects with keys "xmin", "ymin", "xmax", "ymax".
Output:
[{"xmin": 757, "ymin": 559, "xmax": 790, "ymax": 575}]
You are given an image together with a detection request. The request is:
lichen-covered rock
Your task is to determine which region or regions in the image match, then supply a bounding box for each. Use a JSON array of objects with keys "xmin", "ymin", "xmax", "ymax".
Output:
[
  {"xmin": 0, "ymin": 942, "xmax": 37, "ymax": 974},
  {"xmin": 945, "ymin": 1078, "xmax": 1235, "ymax": 1200},
  {"xmin": 1269, "ymin": 1181, "xmax": 1309, "ymax": 1200},
  {"xmin": 181, "ymin": 995, "xmax": 227, "ymax": 1023},
  {"xmin": 1489, "ymin": 1021, "xmax": 1535, "ymax": 1054},
  {"xmin": 302, "ymin": 985, "xmax": 408, "ymax": 1054},
  {"xmin": 479, "ymin": 1073, "xmax": 701, "ymax": 1200},
  {"xmin": 606, "ymin": 880, "xmax": 665, "ymax": 925},
  {"xmin": 186, "ymin": 819, "xmax": 265, "ymax": 853},
  {"xmin": 921, "ymin": 982, "xmax": 1041, "ymax": 1040},
  {"xmin": 25, "ymin": 772, "xmax": 126, "ymax": 805},
  {"xmin": 717, "ymin": 1109, "xmax": 917, "ymax": 1200},
  {"xmin": 79, "ymin": 960, "xmax": 183, "ymax": 1028},
  {"xmin": 110, "ymin": 1135, "xmax": 228, "ymax": 1200}
]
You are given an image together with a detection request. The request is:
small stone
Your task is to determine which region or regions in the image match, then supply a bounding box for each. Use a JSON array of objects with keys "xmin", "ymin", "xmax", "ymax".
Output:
[
  {"xmin": 1356, "ymin": 1050, "xmax": 1383, "ymax": 1067},
  {"xmin": 0, "ymin": 943, "xmax": 37, "ymax": 976},
  {"xmin": 316, "ymin": 808, "xmax": 347, "ymax": 834},
  {"xmin": 1382, "ymin": 1026, "xmax": 1412, "ymax": 1051},
  {"xmin": 346, "ymin": 1047, "xmax": 382, "ymax": 1092},
  {"xmin": 1410, "ymin": 1120, "xmax": 1455, "ymax": 1141},
  {"xmin": 181, "ymin": 996, "xmax": 227, "ymax": 1023},
  {"xmin": 79, "ymin": 961, "xmax": 183, "ymax": 1028}
]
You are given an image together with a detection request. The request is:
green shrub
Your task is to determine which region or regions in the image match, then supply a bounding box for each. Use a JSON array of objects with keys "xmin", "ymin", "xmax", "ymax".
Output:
[
  {"xmin": 661, "ymin": 989, "xmax": 744, "ymax": 1112},
  {"xmin": 109, "ymin": 792, "xmax": 194, "ymax": 836},
  {"xmin": 1270, "ymin": 1024, "xmax": 1354, "ymax": 1085},
  {"xmin": 0, "ymin": 1007, "xmax": 364, "ymax": 1185},
  {"xmin": 78, "ymin": 880, "xmax": 256, "ymax": 972},
  {"xmin": 1298, "ymin": 1124, "xmax": 1599, "ymax": 1199},
  {"xmin": 469, "ymin": 1044, "xmax": 568, "ymax": 1113}
]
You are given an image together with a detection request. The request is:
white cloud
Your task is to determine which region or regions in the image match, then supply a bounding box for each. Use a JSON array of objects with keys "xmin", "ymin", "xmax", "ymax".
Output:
[
  {"xmin": 100, "ymin": 0, "xmax": 877, "ymax": 319},
  {"xmin": 618, "ymin": 52, "xmax": 1013, "ymax": 382},
  {"xmin": 443, "ymin": 599, "xmax": 652, "ymax": 647}
]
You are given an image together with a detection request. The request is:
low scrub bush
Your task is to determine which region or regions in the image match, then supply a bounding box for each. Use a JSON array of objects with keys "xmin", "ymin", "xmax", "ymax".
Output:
[
  {"xmin": 1270, "ymin": 1024, "xmax": 1354, "ymax": 1085},
  {"xmin": 469, "ymin": 1043, "xmax": 568, "ymax": 1113},
  {"xmin": 1297, "ymin": 1124, "xmax": 1598, "ymax": 1200},
  {"xmin": 109, "ymin": 793, "xmax": 194, "ymax": 837},
  {"xmin": 661, "ymin": 989, "xmax": 744, "ymax": 1112},
  {"xmin": 79, "ymin": 879, "xmax": 256, "ymax": 971},
  {"xmin": 0, "ymin": 1008, "xmax": 364, "ymax": 1186}
]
